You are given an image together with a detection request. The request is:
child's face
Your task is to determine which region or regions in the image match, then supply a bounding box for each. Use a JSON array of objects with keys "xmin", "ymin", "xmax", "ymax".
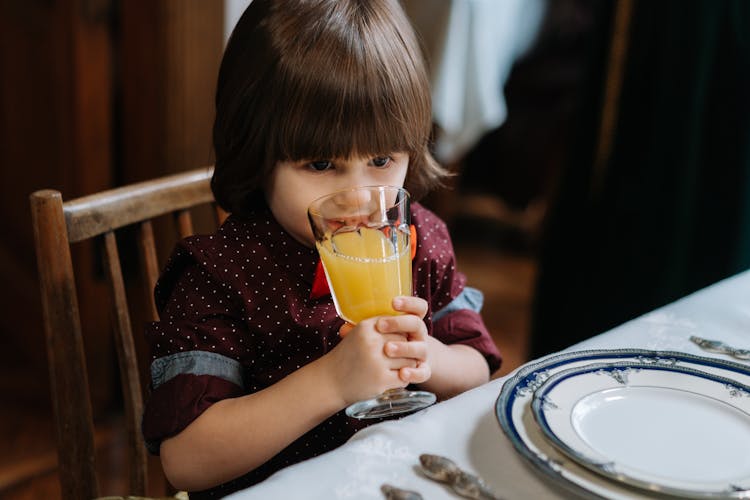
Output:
[{"xmin": 265, "ymin": 152, "xmax": 409, "ymax": 247}]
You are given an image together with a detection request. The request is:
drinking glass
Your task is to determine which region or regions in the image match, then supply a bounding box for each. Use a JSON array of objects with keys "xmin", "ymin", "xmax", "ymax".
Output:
[{"xmin": 308, "ymin": 185, "xmax": 436, "ymax": 419}]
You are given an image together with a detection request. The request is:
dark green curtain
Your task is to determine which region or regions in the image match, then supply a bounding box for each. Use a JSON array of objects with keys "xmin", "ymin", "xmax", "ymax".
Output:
[{"xmin": 530, "ymin": 0, "xmax": 750, "ymax": 357}]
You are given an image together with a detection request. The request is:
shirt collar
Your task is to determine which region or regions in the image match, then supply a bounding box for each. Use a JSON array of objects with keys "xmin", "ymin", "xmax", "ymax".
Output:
[{"xmin": 232, "ymin": 204, "xmax": 319, "ymax": 287}]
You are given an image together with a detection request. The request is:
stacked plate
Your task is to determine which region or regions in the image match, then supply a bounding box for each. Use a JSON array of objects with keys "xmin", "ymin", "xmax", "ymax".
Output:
[{"xmin": 495, "ymin": 349, "xmax": 750, "ymax": 499}]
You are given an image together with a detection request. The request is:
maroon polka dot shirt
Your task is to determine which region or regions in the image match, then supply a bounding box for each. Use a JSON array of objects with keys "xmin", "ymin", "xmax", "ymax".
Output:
[{"xmin": 141, "ymin": 202, "xmax": 501, "ymax": 498}]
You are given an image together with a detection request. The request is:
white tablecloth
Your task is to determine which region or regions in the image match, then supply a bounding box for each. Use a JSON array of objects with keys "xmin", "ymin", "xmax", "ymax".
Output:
[{"xmin": 228, "ymin": 270, "xmax": 750, "ymax": 499}]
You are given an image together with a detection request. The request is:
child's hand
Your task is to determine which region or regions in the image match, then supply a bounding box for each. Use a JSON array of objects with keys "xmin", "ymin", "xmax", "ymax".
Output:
[
  {"xmin": 326, "ymin": 296, "xmax": 430, "ymax": 406},
  {"xmin": 326, "ymin": 317, "xmax": 415, "ymax": 405},
  {"xmin": 379, "ymin": 296, "xmax": 431, "ymax": 385}
]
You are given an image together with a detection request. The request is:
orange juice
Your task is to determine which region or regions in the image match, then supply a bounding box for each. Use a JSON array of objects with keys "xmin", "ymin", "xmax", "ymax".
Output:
[{"xmin": 317, "ymin": 226, "xmax": 411, "ymax": 323}]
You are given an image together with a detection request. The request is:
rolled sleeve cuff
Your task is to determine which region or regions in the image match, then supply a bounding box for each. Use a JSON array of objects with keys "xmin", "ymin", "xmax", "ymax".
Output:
[
  {"xmin": 432, "ymin": 286, "xmax": 484, "ymax": 322},
  {"xmin": 142, "ymin": 373, "xmax": 243, "ymax": 454},
  {"xmin": 432, "ymin": 309, "xmax": 502, "ymax": 374}
]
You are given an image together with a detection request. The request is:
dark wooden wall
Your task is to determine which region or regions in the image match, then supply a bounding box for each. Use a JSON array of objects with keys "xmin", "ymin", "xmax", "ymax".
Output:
[{"xmin": 0, "ymin": 0, "xmax": 223, "ymax": 416}]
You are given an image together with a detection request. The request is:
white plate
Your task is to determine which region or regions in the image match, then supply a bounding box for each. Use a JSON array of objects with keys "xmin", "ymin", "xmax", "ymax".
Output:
[
  {"xmin": 495, "ymin": 349, "xmax": 750, "ymax": 499},
  {"xmin": 532, "ymin": 362, "xmax": 750, "ymax": 497}
]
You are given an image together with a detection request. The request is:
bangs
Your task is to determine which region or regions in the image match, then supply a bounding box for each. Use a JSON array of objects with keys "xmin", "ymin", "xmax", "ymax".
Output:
[
  {"xmin": 266, "ymin": 0, "xmax": 433, "ymax": 161},
  {"xmin": 212, "ymin": 0, "xmax": 447, "ymax": 214},
  {"xmin": 272, "ymin": 78, "xmax": 428, "ymax": 162}
]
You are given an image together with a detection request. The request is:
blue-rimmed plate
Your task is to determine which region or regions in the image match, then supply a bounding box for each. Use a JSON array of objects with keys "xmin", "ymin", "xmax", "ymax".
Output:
[
  {"xmin": 495, "ymin": 349, "xmax": 750, "ymax": 499},
  {"xmin": 532, "ymin": 361, "xmax": 750, "ymax": 498}
]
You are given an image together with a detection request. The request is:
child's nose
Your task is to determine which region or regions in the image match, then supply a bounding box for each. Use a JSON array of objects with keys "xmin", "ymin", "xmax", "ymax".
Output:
[
  {"xmin": 330, "ymin": 188, "xmax": 378, "ymax": 227},
  {"xmin": 333, "ymin": 188, "xmax": 374, "ymax": 210}
]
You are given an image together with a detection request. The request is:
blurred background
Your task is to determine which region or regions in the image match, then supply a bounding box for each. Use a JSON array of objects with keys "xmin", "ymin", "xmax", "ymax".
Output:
[{"xmin": 1, "ymin": 0, "xmax": 748, "ymax": 497}]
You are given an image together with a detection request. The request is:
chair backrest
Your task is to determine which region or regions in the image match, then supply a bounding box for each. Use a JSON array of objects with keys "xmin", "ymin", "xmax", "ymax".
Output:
[{"xmin": 30, "ymin": 167, "xmax": 224, "ymax": 500}]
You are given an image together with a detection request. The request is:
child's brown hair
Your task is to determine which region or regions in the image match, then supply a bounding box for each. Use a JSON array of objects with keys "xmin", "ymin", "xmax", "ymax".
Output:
[{"xmin": 211, "ymin": 0, "xmax": 447, "ymax": 215}]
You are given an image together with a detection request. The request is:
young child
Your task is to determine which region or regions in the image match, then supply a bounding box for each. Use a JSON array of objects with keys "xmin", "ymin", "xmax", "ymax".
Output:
[{"xmin": 142, "ymin": 0, "xmax": 501, "ymax": 497}]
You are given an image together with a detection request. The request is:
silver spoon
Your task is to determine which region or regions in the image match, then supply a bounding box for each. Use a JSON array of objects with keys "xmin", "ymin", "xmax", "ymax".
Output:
[
  {"xmin": 419, "ymin": 454, "xmax": 502, "ymax": 500},
  {"xmin": 381, "ymin": 484, "xmax": 423, "ymax": 500},
  {"xmin": 690, "ymin": 336, "xmax": 750, "ymax": 360}
]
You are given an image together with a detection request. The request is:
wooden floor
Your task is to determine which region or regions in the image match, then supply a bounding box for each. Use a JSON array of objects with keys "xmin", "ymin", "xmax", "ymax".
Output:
[{"xmin": 0, "ymin": 211, "xmax": 538, "ymax": 499}]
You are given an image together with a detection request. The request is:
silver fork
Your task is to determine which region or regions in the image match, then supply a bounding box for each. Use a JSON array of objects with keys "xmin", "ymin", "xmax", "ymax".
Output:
[{"xmin": 690, "ymin": 336, "xmax": 750, "ymax": 360}]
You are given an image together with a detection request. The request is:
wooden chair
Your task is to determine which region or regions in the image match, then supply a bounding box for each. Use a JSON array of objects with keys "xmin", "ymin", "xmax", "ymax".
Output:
[{"xmin": 30, "ymin": 167, "xmax": 225, "ymax": 500}]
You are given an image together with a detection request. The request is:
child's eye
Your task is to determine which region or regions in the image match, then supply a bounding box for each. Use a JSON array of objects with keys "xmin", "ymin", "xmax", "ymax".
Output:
[
  {"xmin": 371, "ymin": 156, "xmax": 391, "ymax": 168},
  {"xmin": 308, "ymin": 160, "xmax": 333, "ymax": 172}
]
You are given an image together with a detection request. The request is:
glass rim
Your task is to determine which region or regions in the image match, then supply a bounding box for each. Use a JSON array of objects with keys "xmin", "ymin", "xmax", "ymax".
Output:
[{"xmin": 307, "ymin": 185, "xmax": 410, "ymax": 217}]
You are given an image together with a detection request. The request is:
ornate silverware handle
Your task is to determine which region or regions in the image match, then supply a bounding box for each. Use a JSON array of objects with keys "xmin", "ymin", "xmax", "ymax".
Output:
[
  {"xmin": 419, "ymin": 454, "xmax": 503, "ymax": 500},
  {"xmin": 690, "ymin": 336, "xmax": 750, "ymax": 360}
]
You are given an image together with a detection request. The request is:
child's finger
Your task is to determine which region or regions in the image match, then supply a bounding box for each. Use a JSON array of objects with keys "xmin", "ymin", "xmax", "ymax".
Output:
[
  {"xmin": 391, "ymin": 296, "xmax": 428, "ymax": 318},
  {"xmin": 384, "ymin": 340, "xmax": 427, "ymax": 361},
  {"xmin": 399, "ymin": 362, "xmax": 431, "ymax": 384},
  {"xmin": 376, "ymin": 314, "xmax": 427, "ymax": 341},
  {"xmin": 386, "ymin": 357, "xmax": 418, "ymax": 370}
]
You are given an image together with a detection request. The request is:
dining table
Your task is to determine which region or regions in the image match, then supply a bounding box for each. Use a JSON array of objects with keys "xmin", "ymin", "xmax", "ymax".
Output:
[{"xmin": 227, "ymin": 269, "xmax": 750, "ymax": 499}]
